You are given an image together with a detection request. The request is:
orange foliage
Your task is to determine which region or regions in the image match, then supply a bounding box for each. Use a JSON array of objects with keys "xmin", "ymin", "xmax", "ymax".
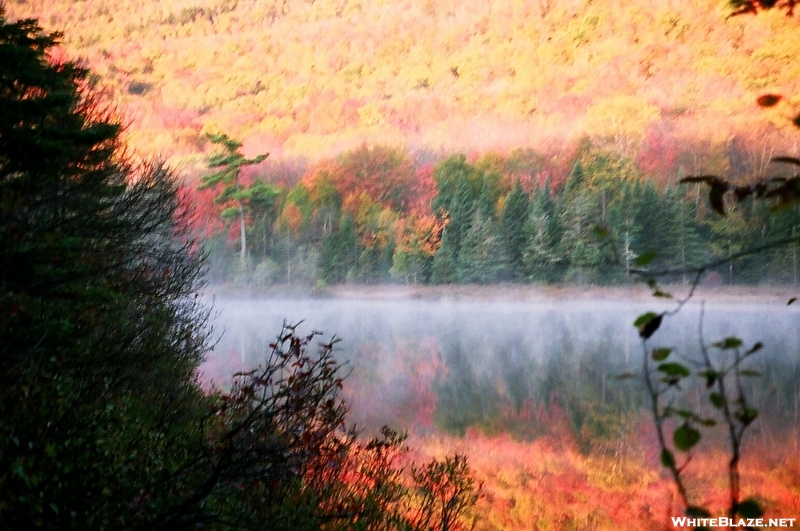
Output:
[{"xmin": 278, "ymin": 202, "xmax": 303, "ymax": 235}]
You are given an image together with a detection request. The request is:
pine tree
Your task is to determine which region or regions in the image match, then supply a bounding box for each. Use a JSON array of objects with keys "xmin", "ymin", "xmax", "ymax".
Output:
[
  {"xmin": 559, "ymin": 163, "xmax": 605, "ymax": 284},
  {"xmin": 319, "ymin": 214, "xmax": 359, "ymax": 284},
  {"xmin": 198, "ymin": 133, "xmax": 268, "ymax": 266},
  {"xmin": 498, "ymin": 181, "xmax": 530, "ymax": 281},
  {"xmin": 456, "ymin": 182, "xmax": 508, "ymax": 283},
  {"xmin": 0, "ymin": 12, "xmax": 208, "ymax": 527},
  {"xmin": 431, "ymin": 178, "xmax": 477, "ymax": 283},
  {"xmin": 522, "ymin": 180, "xmax": 564, "ymax": 283},
  {"xmin": 660, "ymin": 183, "xmax": 706, "ymax": 281}
]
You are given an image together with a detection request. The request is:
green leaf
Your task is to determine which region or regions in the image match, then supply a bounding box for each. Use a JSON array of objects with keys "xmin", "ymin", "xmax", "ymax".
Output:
[
  {"xmin": 746, "ymin": 342, "xmax": 763, "ymax": 354},
  {"xmin": 10, "ymin": 458, "xmax": 30, "ymax": 486},
  {"xmin": 788, "ymin": 297, "xmax": 797, "ymax": 306},
  {"xmin": 739, "ymin": 369, "xmax": 762, "ymax": 377},
  {"xmin": 635, "ymin": 250, "xmax": 658, "ymax": 267},
  {"xmin": 737, "ymin": 498, "xmax": 763, "ymax": 518},
  {"xmin": 709, "ymin": 392, "xmax": 725, "ymax": 409},
  {"xmin": 614, "ymin": 372, "xmax": 637, "ymax": 380},
  {"xmin": 653, "ymin": 289, "xmax": 673, "ymax": 299},
  {"xmin": 593, "ymin": 225, "xmax": 609, "ymax": 238},
  {"xmin": 673, "ymin": 423, "xmax": 701, "ymax": 452},
  {"xmin": 651, "ymin": 348, "xmax": 671, "ymax": 361},
  {"xmin": 634, "ymin": 312, "xmax": 659, "ymax": 328},
  {"xmin": 635, "ymin": 312, "xmax": 663, "ymax": 339},
  {"xmin": 660, "ymin": 448, "xmax": 675, "ymax": 468},
  {"xmin": 698, "ymin": 370, "xmax": 718, "ymax": 388},
  {"xmin": 674, "ymin": 408, "xmax": 697, "ymax": 419},
  {"xmin": 657, "ymin": 362, "xmax": 690, "ymax": 378},
  {"xmin": 220, "ymin": 207, "xmax": 239, "ymax": 220},
  {"xmin": 714, "ymin": 336, "xmax": 743, "ymax": 349},
  {"xmin": 735, "ymin": 408, "xmax": 758, "ymax": 426}
]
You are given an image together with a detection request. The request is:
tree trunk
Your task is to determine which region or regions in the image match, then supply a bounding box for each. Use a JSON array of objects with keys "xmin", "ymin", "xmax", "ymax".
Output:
[{"xmin": 238, "ymin": 202, "xmax": 247, "ymax": 266}]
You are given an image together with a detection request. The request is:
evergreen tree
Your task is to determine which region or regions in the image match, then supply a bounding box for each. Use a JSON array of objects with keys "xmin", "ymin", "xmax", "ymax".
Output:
[
  {"xmin": 765, "ymin": 205, "xmax": 800, "ymax": 284},
  {"xmin": 246, "ymin": 180, "xmax": 283, "ymax": 261},
  {"xmin": 498, "ymin": 181, "xmax": 531, "ymax": 281},
  {"xmin": 0, "ymin": 13, "xmax": 208, "ymax": 527},
  {"xmin": 522, "ymin": 180, "xmax": 565, "ymax": 283},
  {"xmin": 431, "ymin": 226, "xmax": 459, "ymax": 283},
  {"xmin": 319, "ymin": 214, "xmax": 359, "ymax": 284},
  {"xmin": 431, "ymin": 178, "xmax": 477, "ymax": 283},
  {"xmin": 660, "ymin": 183, "xmax": 706, "ymax": 281},
  {"xmin": 704, "ymin": 204, "xmax": 757, "ymax": 284},
  {"xmin": 431, "ymin": 155, "xmax": 485, "ymax": 215},
  {"xmin": 198, "ymin": 133, "xmax": 268, "ymax": 266},
  {"xmin": 559, "ymin": 163, "xmax": 605, "ymax": 284},
  {"xmin": 456, "ymin": 183, "xmax": 508, "ymax": 283}
]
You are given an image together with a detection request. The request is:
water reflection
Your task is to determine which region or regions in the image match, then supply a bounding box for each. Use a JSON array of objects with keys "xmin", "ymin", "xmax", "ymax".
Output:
[{"xmin": 203, "ymin": 296, "xmax": 800, "ymax": 437}]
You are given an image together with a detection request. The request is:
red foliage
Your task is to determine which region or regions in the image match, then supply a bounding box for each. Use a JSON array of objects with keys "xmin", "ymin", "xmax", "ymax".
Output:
[
  {"xmin": 408, "ymin": 164, "xmax": 437, "ymax": 215},
  {"xmin": 300, "ymin": 146, "xmax": 416, "ymax": 212},
  {"xmin": 185, "ymin": 185, "xmax": 225, "ymax": 238},
  {"xmin": 637, "ymin": 124, "xmax": 678, "ymax": 181}
]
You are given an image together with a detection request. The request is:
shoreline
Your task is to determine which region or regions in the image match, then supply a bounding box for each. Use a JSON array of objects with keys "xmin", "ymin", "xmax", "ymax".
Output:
[{"xmin": 203, "ymin": 282, "xmax": 799, "ymax": 304}]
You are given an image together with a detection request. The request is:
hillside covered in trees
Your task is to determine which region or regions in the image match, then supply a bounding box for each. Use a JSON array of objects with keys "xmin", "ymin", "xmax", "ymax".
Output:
[
  {"xmin": 6, "ymin": 0, "xmax": 800, "ymax": 286},
  {"xmin": 6, "ymin": 0, "xmax": 800, "ymax": 163}
]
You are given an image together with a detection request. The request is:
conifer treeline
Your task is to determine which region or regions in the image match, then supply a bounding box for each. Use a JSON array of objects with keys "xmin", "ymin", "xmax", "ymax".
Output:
[{"xmin": 196, "ymin": 144, "xmax": 800, "ymax": 287}]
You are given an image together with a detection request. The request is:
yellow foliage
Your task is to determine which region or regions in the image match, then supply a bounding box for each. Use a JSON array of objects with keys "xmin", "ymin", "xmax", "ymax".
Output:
[
  {"xmin": 357, "ymin": 102, "xmax": 384, "ymax": 126},
  {"xmin": 7, "ymin": 0, "xmax": 799, "ymax": 161},
  {"xmin": 583, "ymin": 96, "xmax": 661, "ymax": 151}
]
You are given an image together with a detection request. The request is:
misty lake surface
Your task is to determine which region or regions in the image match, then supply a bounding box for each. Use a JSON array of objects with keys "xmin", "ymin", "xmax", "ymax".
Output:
[{"xmin": 203, "ymin": 293, "xmax": 800, "ymax": 433}]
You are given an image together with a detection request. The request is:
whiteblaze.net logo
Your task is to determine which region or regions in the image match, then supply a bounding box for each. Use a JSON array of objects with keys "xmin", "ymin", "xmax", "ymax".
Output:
[{"xmin": 672, "ymin": 517, "xmax": 796, "ymax": 528}]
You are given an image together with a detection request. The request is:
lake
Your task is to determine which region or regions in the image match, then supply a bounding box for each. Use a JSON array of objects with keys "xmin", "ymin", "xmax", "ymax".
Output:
[{"xmin": 202, "ymin": 292, "xmax": 800, "ymax": 436}]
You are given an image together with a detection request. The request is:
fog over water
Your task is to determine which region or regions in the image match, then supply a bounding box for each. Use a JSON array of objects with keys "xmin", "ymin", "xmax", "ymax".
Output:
[{"xmin": 202, "ymin": 295, "xmax": 800, "ymax": 436}]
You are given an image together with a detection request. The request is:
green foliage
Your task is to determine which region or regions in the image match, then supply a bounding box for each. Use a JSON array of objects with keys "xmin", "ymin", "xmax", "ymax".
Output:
[
  {"xmin": 197, "ymin": 131, "xmax": 800, "ymax": 287},
  {"xmin": 199, "ymin": 132, "xmax": 269, "ymax": 265},
  {"xmin": 431, "ymin": 155, "xmax": 485, "ymax": 216},
  {"xmin": 456, "ymin": 181, "xmax": 509, "ymax": 283},
  {"xmin": 456, "ymin": 208, "xmax": 508, "ymax": 284},
  {"xmin": 498, "ymin": 181, "xmax": 530, "ymax": 280},
  {"xmin": 319, "ymin": 214, "xmax": 359, "ymax": 283},
  {"xmin": 0, "ymin": 11, "xmax": 208, "ymax": 528},
  {"xmin": 522, "ymin": 179, "xmax": 565, "ymax": 282}
]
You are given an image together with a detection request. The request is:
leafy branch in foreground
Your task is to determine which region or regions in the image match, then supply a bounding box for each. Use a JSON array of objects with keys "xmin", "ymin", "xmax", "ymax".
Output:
[
  {"xmin": 631, "ymin": 304, "xmax": 765, "ymax": 521},
  {"xmin": 622, "ymin": 146, "xmax": 800, "ymax": 523},
  {"xmin": 620, "ymin": 69, "xmax": 800, "ymax": 519},
  {"xmin": 156, "ymin": 321, "xmax": 482, "ymax": 530}
]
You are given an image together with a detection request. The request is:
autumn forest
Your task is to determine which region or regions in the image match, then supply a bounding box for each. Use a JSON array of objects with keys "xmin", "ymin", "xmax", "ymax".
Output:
[
  {"xmin": 3, "ymin": 0, "xmax": 800, "ymax": 529},
  {"xmin": 6, "ymin": 0, "xmax": 800, "ymax": 287}
]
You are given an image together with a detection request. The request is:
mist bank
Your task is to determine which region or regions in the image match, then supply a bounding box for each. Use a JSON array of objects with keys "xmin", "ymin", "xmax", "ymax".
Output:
[
  {"xmin": 204, "ymin": 282, "xmax": 800, "ymax": 304},
  {"xmin": 202, "ymin": 291, "xmax": 800, "ymax": 444}
]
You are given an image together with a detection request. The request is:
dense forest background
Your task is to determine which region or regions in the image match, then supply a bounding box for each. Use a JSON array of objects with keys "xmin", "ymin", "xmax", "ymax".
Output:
[{"xmin": 7, "ymin": 0, "xmax": 800, "ymax": 287}]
